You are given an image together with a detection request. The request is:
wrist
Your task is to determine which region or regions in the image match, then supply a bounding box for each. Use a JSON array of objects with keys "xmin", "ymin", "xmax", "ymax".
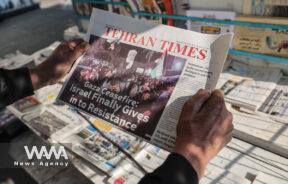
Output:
[
  {"xmin": 29, "ymin": 67, "xmax": 47, "ymax": 90},
  {"xmin": 174, "ymin": 143, "xmax": 208, "ymax": 178}
]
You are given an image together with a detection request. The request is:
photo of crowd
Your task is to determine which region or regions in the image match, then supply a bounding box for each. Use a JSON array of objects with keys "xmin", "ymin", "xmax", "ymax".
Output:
[{"xmin": 59, "ymin": 35, "xmax": 186, "ymax": 140}]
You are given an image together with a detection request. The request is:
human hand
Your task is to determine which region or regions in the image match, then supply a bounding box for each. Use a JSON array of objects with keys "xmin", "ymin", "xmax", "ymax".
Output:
[
  {"xmin": 174, "ymin": 89, "xmax": 233, "ymax": 178},
  {"xmin": 30, "ymin": 39, "xmax": 89, "ymax": 90}
]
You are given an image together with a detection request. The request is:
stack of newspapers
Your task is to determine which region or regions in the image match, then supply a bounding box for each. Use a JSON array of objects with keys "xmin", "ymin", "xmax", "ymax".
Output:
[
  {"xmin": 217, "ymin": 60, "xmax": 283, "ymax": 111},
  {"xmin": 216, "ymin": 58, "xmax": 288, "ymax": 123},
  {"xmin": 0, "ymin": 51, "xmax": 34, "ymax": 69},
  {"xmin": 258, "ymin": 75, "xmax": 288, "ymax": 123}
]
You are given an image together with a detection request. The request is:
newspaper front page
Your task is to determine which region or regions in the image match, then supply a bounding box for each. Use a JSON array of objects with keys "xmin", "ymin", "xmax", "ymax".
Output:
[{"xmin": 57, "ymin": 8, "xmax": 232, "ymax": 151}]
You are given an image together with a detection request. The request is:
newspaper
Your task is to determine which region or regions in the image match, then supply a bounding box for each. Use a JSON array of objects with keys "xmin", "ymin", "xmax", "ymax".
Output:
[
  {"xmin": 0, "ymin": 51, "xmax": 35, "ymax": 69},
  {"xmin": 228, "ymin": 105, "xmax": 288, "ymax": 150},
  {"xmin": 186, "ymin": 9, "xmax": 235, "ymax": 34},
  {"xmin": 258, "ymin": 76, "xmax": 288, "ymax": 123},
  {"xmin": 8, "ymin": 96, "xmax": 42, "ymax": 116},
  {"xmin": 63, "ymin": 119, "xmax": 169, "ymax": 182},
  {"xmin": 32, "ymin": 41, "xmax": 61, "ymax": 66},
  {"xmin": 34, "ymin": 84, "xmax": 62, "ymax": 105},
  {"xmin": 217, "ymin": 60, "xmax": 282, "ymax": 112},
  {"xmin": 108, "ymin": 144, "xmax": 169, "ymax": 183},
  {"xmin": 8, "ymin": 98, "xmax": 83, "ymax": 142},
  {"xmin": 62, "ymin": 121, "xmax": 147, "ymax": 174},
  {"xmin": 57, "ymin": 8, "xmax": 232, "ymax": 151},
  {"xmin": 7, "ymin": 84, "xmax": 85, "ymax": 142},
  {"xmin": 127, "ymin": 0, "xmax": 175, "ymax": 25}
]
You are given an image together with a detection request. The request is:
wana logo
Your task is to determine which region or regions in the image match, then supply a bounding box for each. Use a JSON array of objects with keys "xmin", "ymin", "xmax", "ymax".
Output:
[{"xmin": 24, "ymin": 146, "xmax": 68, "ymax": 160}]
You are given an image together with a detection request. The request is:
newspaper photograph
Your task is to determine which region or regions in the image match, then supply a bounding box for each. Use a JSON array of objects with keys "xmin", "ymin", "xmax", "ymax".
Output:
[
  {"xmin": 8, "ymin": 96, "xmax": 41, "ymax": 115},
  {"xmin": 8, "ymin": 92, "xmax": 85, "ymax": 141},
  {"xmin": 18, "ymin": 105, "xmax": 84, "ymax": 142},
  {"xmin": 22, "ymin": 108, "xmax": 68, "ymax": 139},
  {"xmin": 57, "ymin": 8, "xmax": 232, "ymax": 151},
  {"xmin": 63, "ymin": 123, "xmax": 146, "ymax": 173}
]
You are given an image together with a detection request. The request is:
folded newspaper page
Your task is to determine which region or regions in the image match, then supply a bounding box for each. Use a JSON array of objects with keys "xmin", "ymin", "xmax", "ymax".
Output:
[
  {"xmin": 57, "ymin": 8, "xmax": 232, "ymax": 151},
  {"xmin": 8, "ymin": 96, "xmax": 85, "ymax": 142},
  {"xmin": 259, "ymin": 76, "xmax": 288, "ymax": 123},
  {"xmin": 62, "ymin": 122, "xmax": 147, "ymax": 174},
  {"xmin": 217, "ymin": 60, "xmax": 282, "ymax": 111}
]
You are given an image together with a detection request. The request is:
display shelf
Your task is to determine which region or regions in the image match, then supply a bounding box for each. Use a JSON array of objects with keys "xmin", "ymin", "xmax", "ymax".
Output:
[
  {"xmin": 73, "ymin": 0, "xmax": 129, "ymax": 6},
  {"xmin": 73, "ymin": 0, "xmax": 288, "ymax": 29},
  {"xmin": 229, "ymin": 49, "xmax": 288, "ymax": 64},
  {"xmin": 73, "ymin": 0, "xmax": 288, "ymax": 64},
  {"xmin": 0, "ymin": 3, "xmax": 39, "ymax": 20},
  {"xmin": 131, "ymin": 12, "xmax": 288, "ymax": 30}
]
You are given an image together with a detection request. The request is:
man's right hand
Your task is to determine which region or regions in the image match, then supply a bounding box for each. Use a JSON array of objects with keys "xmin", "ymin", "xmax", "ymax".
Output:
[
  {"xmin": 30, "ymin": 39, "xmax": 89, "ymax": 90},
  {"xmin": 174, "ymin": 89, "xmax": 233, "ymax": 178}
]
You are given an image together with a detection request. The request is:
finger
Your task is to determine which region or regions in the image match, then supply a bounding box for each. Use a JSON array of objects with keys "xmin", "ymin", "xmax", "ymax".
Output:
[
  {"xmin": 219, "ymin": 111, "xmax": 234, "ymax": 135},
  {"xmin": 74, "ymin": 41, "xmax": 89, "ymax": 56},
  {"xmin": 215, "ymin": 132, "xmax": 233, "ymax": 151},
  {"xmin": 181, "ymin": 89, "xmax": 211, "ymax": 119},
  {"xmin": 65, "ymin": 42, "xmax": 89, "ymax": 67},
  {"xmin": 222, "ymin": 132, "xmax": 233, "ymax": 148},
  {"xmin": 67, "ymin": 39, "xmax": 85, "ymax": 50},
  {"xmin": 199, "ymin": 90, "xmax": 225, "ymax": 122}
]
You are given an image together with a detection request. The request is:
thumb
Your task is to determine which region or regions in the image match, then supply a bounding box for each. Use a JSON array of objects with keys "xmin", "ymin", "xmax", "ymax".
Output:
[
  {"xmin": 182, "ymin": 89, "xmax": 211, "ymax": 116},
  {"xmin": 71, "ymin": 41, "xmax": 89, "ymax": 59}
]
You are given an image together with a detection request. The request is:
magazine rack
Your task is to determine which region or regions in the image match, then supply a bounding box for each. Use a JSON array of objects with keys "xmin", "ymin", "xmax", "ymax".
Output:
[
  {"xmin": 73, "ymin": 0, "xmax": 288, "ymax": 64},
  {"xmin": 0, "ymin": 1, "xmax": 39, "ymax": 20}
]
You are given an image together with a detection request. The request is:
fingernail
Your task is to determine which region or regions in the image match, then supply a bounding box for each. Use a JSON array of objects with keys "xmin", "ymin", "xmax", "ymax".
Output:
[
  {"xmin": 212, "ymin": 89, "xmax": 224, "ymax": 97},
  {"xmin": 79, "ymin": 42, "xmax": 89, "ymax": 50},
  {"xmin": 198, "ymin": 89, "xmax": 210, "ymax": 95}
]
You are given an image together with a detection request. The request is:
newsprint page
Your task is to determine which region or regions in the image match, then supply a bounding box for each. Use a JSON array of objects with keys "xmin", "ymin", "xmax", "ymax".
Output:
[{"xmin": 57, "ymin": 8, "xmax": 232, "ymax": 151}]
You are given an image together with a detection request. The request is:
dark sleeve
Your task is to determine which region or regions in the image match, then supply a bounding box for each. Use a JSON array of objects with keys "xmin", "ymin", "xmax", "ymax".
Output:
[
  {"xmin": 139, "ymin": 153, "xmax": 199, "ymax": 184},
  {"xmin": 0, "ymin": 68, "xmax": 34, "ymax": 108}
]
